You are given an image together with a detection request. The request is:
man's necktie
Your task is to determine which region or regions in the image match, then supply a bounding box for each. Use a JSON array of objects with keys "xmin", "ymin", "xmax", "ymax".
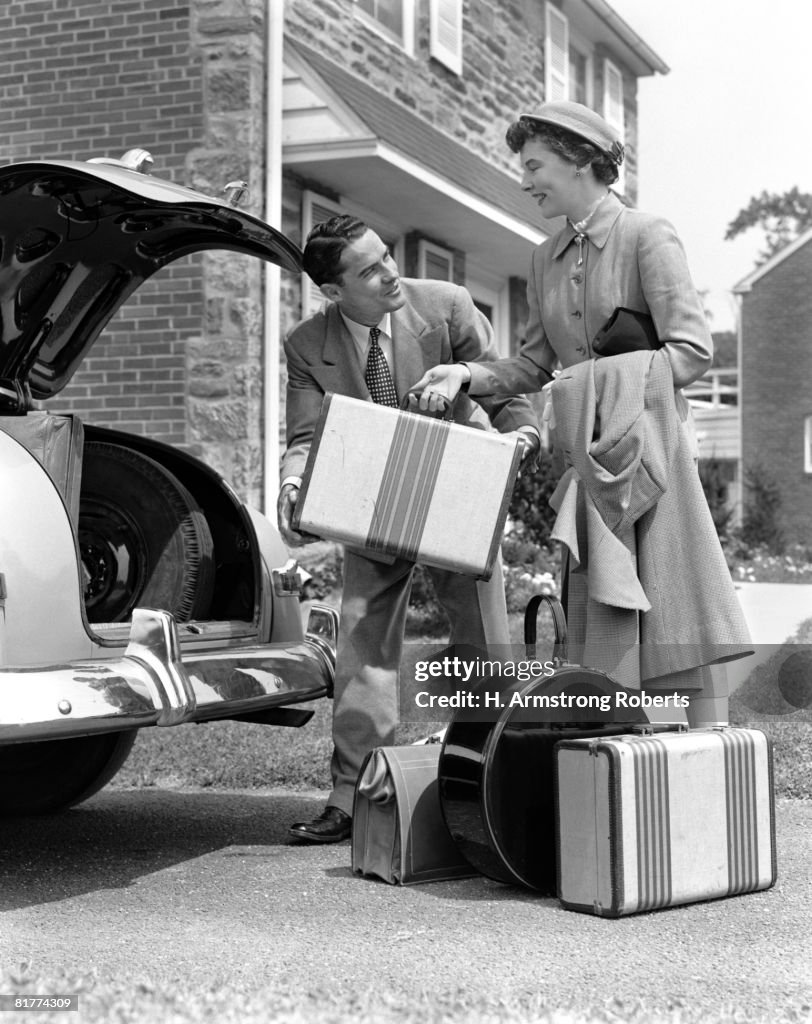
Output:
[{"xmin": 364, "ymin": 327, "xmax": 398, "ymax": 407}]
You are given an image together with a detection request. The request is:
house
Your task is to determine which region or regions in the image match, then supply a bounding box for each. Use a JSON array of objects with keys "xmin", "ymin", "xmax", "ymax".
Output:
[
  {"xmin": 734, "ymin": 233, "xmax": 812, "ymax": 546},
  {"xmin": 3, "ymin": 0, "xmax": 667, "ymax": 513},
  {"xmin": 684, "ymin": 330, "xmax": 741, "ymax": 523}
]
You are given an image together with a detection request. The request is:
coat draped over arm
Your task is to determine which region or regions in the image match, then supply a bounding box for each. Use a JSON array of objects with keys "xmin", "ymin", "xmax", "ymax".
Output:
[{"xmin": 548, "ymin": 350, "xmax": 752, "ymax": 690}]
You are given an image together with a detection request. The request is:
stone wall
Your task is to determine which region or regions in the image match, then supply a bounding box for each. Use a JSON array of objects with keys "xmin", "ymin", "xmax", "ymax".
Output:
[
  {"xmin": 184, "ymin": 0, "xmax": 269, "ymax": 503},
  {"xmin": 284, "ymin": 0, "xmax": 546, "ymax": 177},
  {"xmin": 283, "ymin": 0, "xmax": 638, "ymax": 196}
]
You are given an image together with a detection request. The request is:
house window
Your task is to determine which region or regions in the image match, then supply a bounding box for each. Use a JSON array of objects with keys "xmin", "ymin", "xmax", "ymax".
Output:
[
  {"xmin": 603, "ymin": 58, "xmax": 626, "ymax": 192},
  {"xmin": 355, "ymin": 0, "xmax": 415, "ymax": 54},
  {"xmin": 544, "ymin": 4, "xmax": 594, "ymax": 108},
  {"xmin": 301, "ymin": 192, "xmax": 345, "ymax": 318},
  {"xmin": 417, "ymin": 240, "xmax": 454, "ymax": 281},
  {"xmin": 569, "ymin": 47, "xmax": 590, "ymax": 106},
  {"xmin": 467, "ymin": 275, "xmax": 510, "ymax": 357},
  {"xmin": 545, "ymin": 3, "xmax": 569, "ymax": 101},
  {"xmin": 430, "ymin": 0, "xmax": 463, "ymax": 75},
  {"xmin": 805, "ymin": 415, "xmax": 812, "ymax": 473}
]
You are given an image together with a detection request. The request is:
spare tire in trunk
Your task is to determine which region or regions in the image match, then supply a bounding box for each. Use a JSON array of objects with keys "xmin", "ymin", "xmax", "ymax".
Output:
[{"xmin": 78, "ymin": 441, "xmax": 215, "ymax": 623}]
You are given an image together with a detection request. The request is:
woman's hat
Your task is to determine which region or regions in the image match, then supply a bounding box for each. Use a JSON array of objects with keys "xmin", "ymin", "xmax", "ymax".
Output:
[{"xmin": 520, "ymin": 100, "xmax": 625, "ymax": 164}]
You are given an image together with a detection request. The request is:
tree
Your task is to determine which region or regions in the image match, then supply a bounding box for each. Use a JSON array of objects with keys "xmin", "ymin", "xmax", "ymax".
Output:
[{"xmin": 725, "ymin": 187, "xmax": 812, "ymax": 264}]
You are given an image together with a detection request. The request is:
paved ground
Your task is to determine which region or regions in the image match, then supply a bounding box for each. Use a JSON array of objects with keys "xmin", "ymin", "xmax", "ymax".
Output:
[
  {"xmin": 733, "ymin": 582, "xmax": 812, "ymax": 644},
  {"xmin": 1, "ymin": 790, "xmax": 810, "ymax": 1024},
  {"xmin": 1, "ymin": 582, "xmax": 809, "ymax": 1023},
  {"xmin": 727, "ymin": 582, "xmax": 812, "ymax": 692}
]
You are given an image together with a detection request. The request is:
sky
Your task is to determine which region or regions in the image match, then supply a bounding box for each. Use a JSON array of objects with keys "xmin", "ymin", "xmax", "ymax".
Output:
[{"xmin": 606, "ymin": 0, "xmax": 812, "ymax": 332}]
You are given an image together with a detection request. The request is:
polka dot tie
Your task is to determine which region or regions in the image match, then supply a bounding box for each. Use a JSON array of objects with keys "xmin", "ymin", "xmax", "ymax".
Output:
[{"xmin": 364, "ymin": 327, "xmax": 399, "ymax": 407}]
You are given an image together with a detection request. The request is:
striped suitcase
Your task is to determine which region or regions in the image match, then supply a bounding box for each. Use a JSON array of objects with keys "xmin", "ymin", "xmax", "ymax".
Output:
[
  {"xmin": 555, "ymin": 728, "xmax": 777, "ymax": 917},
  {"xmin": 293, "ymin": 393, "xmax": 522, "ymax": 579}
]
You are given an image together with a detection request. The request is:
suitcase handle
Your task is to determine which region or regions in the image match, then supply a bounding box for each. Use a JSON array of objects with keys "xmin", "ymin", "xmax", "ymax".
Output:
[
  {"xmin": 630, "ymin": 723, "xmax": 689, "ymax": 735},
  {"xmin": 401, "ymin": 389, "xmax": 455, "ymax": 421},
  {"xmin": 524, "ymin": 593, "xmax": 568, "ymax": 663}
]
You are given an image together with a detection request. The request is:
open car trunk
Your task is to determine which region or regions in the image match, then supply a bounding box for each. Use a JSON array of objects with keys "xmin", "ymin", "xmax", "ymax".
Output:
[{"xmin": 1, "ymin": 412, "xmax": 263, "ymax": 638}]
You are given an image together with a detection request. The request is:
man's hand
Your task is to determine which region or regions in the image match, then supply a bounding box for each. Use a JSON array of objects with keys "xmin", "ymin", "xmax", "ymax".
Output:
[
  {"xmin": 277, "ymin": 482, "xmax": 309, "ymax": 548},
  {"xmin": 409, "ymin": 364, "xmax": 470, "ymax": 413},
  {"xmin": 514, "ymin": 429, "xmax": 541, "ymax": 471}
]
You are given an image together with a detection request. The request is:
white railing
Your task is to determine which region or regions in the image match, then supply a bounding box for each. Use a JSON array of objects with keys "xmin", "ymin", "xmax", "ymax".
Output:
[{"xmin": 684, "ymin": 367, "xmax": 739, "ymax": 409}]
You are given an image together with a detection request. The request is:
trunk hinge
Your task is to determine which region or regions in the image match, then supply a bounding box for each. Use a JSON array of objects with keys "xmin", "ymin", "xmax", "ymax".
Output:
[{"xmin": 0, "ymin": 379, "xmax": 32, "ymax": 415}]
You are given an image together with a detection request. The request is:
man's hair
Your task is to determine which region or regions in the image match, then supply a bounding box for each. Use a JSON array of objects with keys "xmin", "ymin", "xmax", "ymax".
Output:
[
  {"xmin": 302, "ymin": 215, "xmax": 369, "ymax": 286},
  {"xmin": 505, "ymin": 117, "xmax": 619, "ymax": 186}
]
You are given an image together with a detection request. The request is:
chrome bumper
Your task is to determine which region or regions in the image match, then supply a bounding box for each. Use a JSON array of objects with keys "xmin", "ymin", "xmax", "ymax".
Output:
[{"xmin": 0, "ymin": 603, "xmax": 339, "ymax": 744}]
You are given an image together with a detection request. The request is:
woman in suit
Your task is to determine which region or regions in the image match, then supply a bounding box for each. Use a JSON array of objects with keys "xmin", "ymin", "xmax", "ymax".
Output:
[{"xmin": 412, "ymin": 100, "xmax": 752, "ymax": 721}]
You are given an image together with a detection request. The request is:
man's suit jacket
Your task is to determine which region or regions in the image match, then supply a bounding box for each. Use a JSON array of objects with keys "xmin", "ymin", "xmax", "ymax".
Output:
[{"xmin": 281, "ymin": 278, "xmax": 538, "ymax": 480}]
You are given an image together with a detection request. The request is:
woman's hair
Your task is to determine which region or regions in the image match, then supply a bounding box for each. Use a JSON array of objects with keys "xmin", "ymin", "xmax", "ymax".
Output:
[
  {"xmin": 302, "ymin": 215, "xmax": 369, "ymax": 286},
  {"xmin": 505, "ymin": 117, "xmax": 619, "ymax": 185}
]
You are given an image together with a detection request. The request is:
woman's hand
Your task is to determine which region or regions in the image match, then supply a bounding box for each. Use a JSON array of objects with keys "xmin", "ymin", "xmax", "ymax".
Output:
[{"xmin": 408, "ymin": 364, "xmax": 470, "ymax": 413}]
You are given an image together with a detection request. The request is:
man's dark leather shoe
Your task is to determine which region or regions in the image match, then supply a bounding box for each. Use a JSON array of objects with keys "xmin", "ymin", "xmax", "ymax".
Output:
[{"xmin": 288, "ymin": 806, "xmax": 352, "ymax": 844}]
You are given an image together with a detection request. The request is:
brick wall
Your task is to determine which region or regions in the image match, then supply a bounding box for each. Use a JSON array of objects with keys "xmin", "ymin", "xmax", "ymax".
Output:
[
  {"xmin": 2, "ymin": 0, "xmax": 204, "ymax": 446},
  {"xmin": 740, "ymin": 243, "xmax": 812, "ymax": 544},
  {"xmin": 2, "ymin": 0, "xmax": 272, "ymax": 505}
]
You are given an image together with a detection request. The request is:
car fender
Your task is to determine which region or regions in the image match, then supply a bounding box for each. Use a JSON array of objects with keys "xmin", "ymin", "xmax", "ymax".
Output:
[
  {"xmin": 0, "ymin": 431, "xmax": 89, "ymax": 666},
  {"xmin": 244, "ymin": 504, "xmax": 306, "ymax": 644}
]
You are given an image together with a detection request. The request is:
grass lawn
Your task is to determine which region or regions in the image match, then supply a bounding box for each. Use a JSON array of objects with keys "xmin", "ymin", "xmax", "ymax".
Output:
[
  {"xmin": 113, "ymin": 607, "xmax": 812, "ymax": 802},
  {"xmin": 112, "ymin": 608, "xmax": 538, "ymax": 794}
]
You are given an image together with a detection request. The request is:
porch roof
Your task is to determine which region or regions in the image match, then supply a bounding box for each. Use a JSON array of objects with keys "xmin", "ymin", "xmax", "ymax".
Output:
[{"xmin": 283, "ymin": 39, "xmax": 557, "ymax": 278}]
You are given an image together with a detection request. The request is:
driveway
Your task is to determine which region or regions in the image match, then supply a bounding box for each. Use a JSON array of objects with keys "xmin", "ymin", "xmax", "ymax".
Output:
[
  {"xmin": 1, "ymin": 788, "xmax": 810, "ymax": 1023},
  {"xmin": 729, "ymin": 582, "xmax": 812, "ymax": 693}
]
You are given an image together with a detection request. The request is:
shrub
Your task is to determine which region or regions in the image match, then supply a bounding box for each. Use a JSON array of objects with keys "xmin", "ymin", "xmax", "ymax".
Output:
[
  {"xmin": 405, "ymin": 565, "xmax": 450, "ymax": 637},
  {"xmin": 698, "ymin": 457, "xmax": 735, "ymax": 540},
  {"xmin": 297, "ymin": 542, "xmax": 343, "ymax": 600},
  {"xmin": 501, "ymin": 529, "xmax": 559, "ymax": 612},
  {"xmin": 507, "ymin": 451, "xmax": 561, "ymax": 548},
  {"xmin": 739, "ymin": 463, "xmax": 785, "ymax": 555}
]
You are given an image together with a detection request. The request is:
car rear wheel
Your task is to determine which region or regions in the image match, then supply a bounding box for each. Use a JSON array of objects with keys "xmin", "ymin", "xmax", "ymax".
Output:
[
  {"xmin": 79, "ymin": 442, "xmax": 215, "ymax": 623},
  {"xmin": 0, "ymin": 731, "xmax": 138, "ymax": 815}
]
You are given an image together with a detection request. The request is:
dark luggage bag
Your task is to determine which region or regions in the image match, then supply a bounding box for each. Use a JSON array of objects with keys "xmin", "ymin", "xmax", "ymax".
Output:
[{"xmin": 352, "ymin": 743, "xmax": 476, "ymax": 885}]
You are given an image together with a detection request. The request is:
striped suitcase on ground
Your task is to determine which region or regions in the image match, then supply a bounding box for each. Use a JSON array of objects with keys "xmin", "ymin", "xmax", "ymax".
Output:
[{"xmin": 555, "ymin": 728, "xmax": 777, "ymax": 917}]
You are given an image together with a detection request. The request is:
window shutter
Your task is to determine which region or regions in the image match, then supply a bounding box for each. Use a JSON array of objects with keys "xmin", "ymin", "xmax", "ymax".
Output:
[
  {"xmin": 430, "ymin": 0, "xmax": 463, "ymax": 75},
  {"xmin": 418, "ymin": 240, "xmax": 454, "ymax": 281},
  {"xmin": 603, "ymin": 59, "xmax": 625, "ymax": 192},
  {"xmin": 603, "ymin": 60, "xmax": 625, "ymax": 133},
  {"xmin": 301, "ymin": 191, "xmax": 344, "ymax": 318},
  {"xmin": 545, "ymin": 4, "xmax": 569, "ymax": 101}
]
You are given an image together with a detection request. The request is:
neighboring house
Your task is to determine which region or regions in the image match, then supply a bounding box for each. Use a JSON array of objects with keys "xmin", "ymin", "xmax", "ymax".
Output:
[
  {"xmin": 3, "ymin": 0, "xmax": 667, "ymax": 512},
  {"xmin": 685, "ymin": 330, "xmax": 740, "ymax": 521},
  {"xmin": 734, "ymin": 234, "xmax": 812, "ymax": 546}
]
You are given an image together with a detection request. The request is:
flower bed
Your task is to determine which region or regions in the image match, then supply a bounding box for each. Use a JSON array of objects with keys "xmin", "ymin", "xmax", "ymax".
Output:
[{"xmin": 725, "ymin": 542, "xmax": 812, "ymax": 584}]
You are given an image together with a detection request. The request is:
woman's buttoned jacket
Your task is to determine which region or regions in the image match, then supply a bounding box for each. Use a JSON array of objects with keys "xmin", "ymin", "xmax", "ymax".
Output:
[{"xmin": 467, "ymin": 191, "xmax": 713, "ymax": 394}]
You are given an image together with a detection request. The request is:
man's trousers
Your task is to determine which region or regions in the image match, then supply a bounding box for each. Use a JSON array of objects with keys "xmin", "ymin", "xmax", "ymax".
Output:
[{"xmin": 327, "ymin": 548, "xmax": 510, "ymax": 815}]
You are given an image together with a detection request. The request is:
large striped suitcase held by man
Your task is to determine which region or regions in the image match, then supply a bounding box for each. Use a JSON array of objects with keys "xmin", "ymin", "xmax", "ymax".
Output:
[
  {"xmin": 293, "ymin": 393, "xmax": 522, "ymax": 580},
  {"xmin": 555, "ymin": 727, "xmax": 777, "ymax": 917}
]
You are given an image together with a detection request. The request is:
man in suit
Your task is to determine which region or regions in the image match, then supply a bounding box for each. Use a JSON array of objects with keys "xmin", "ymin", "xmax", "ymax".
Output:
[{"xmin": 279, "ymin": 215, "xmax": 540, "ymax": 842}]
